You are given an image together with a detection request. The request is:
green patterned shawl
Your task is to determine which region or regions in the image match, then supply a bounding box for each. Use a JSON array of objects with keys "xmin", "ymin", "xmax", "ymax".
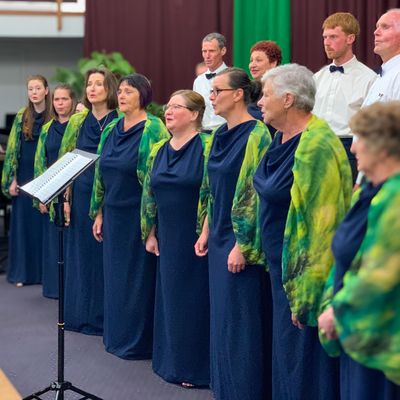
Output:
[
  {"xmin": 89, "ymin": 113, "xmax": 169, "ymax": 219},
  {"xmin": 208, "ymin": 120, "xmax": 272, "ymax": 266},
  {"xmin": 34, "ymin": 119, "xmax": 54, "ymax": 179},
  {"xmin": 140, "ymin": 133, "xmax": 211, "ymax": 242},
  {"xmin": 58, "ymin": 108, "xmax": 89, "ymax": 157},
  {"xmin": 1, "ymin": 108, "xmax": 25, "ymax": 198},
  {"xmin": 332, "ymin": 173, "xmax": 400, "ymax": 385},
  {"xmin": 282, "ymin": 115, "xmax": 353, "ymax": 326}
]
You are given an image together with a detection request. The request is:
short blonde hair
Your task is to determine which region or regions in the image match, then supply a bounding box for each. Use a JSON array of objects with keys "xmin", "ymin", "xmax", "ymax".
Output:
[
  {"xmin": 350, "ymin": 101, "xmax": 400, "ymax": 160},
  {"xmin": 322, "ymin": 12, "xmax": 360, "ymax": 36}
]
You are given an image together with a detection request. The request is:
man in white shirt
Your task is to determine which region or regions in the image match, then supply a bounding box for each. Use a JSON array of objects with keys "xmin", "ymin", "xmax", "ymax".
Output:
[
  {"xmin": 193, "ymin": 32, "xmax": 228, "ymax": 132},
  {"xmin": 313, "ymin": 12, "xmax": 377, "ymax": 182},
  {"xmin": 354, "ymin": 9, "xmax": 400, "ymax": 186},
  {"xmin": 362, "ymin": 8, "xmax": 400, "ymax": 106}
]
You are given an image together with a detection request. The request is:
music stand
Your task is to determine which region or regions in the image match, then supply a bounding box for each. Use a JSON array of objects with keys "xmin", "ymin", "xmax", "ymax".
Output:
[{"xmin": 19, "ymin": 150, "xmax": 103, "ymax": 400}]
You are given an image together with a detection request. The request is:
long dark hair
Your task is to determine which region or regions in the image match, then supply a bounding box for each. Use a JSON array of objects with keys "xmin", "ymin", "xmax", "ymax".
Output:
[{"xmin": 22, "ymin": 75, "xmax": 52, "ymax": 139}]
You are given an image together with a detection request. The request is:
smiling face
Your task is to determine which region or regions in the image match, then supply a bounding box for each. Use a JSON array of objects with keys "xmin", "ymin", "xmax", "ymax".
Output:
[
  {"xmin": 164, "ymin": 95, "xmax": 197, "ymax": 135},
  {"xmin": 53, "ymin": 88, "xmax": 73, "ymax": 120},
  {"xmin": 202, "ymin": 39, "xmax": 226, "ymax": 72},
  {"xmin": 322, "ymin": 26, "xmax": 354, "ymax": 62},
  {"xmin": 374, "ymin": 11, "xmax": 400, "ymax": 62},
  {"xmin": 27, "ymin": 79, "xmax": 48, "ymax": 107},
  {"xmin": 86, "ymin": 72, "xmax": 108, "ymax": 106},
  {"xmin": 249, "ymin": 50, "xmax": 277, "ymax": 80},
  {"xmin": 117, "ymin": 81, "xmax": 141, "ymax": 114}
]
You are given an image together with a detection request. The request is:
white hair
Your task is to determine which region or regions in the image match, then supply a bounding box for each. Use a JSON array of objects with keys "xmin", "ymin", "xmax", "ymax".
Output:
[{"xmin": 261, "ymin": 63, "xmax": 316, "ymax": 112}]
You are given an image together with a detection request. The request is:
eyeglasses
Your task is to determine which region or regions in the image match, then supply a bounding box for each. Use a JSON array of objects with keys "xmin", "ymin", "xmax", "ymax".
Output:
[
  {"xmin": 163, "ymin": 104, "xmax": 192, "ymax": 112},
  {"xmin": 210, "ymin": 88, "xmax": 236, "ymax": 97}
]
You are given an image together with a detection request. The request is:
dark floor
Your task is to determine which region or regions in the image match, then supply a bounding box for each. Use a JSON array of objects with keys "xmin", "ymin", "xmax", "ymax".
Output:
[{"xmin": 0, "ymin": 261, "xmax": 213, "ymax": 400}]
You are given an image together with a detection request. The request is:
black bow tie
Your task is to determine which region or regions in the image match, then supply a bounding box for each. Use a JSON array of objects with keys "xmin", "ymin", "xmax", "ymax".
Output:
[
  {"xmin": 329, "ymin": 65, "xmax": 344, "ymax": 73},
  {"xmin": 205, "ymin": 72, "xmax": 216, "ymax": 80}
]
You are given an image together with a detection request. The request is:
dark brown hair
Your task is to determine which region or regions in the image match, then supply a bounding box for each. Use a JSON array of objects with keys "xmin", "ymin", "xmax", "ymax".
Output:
[
  {"xmin": 52, "ymin": 83, "xmax": 77, "ymax": 120},
  {"xmin": 82, "ymin": 68, "xmax": 118, "ymax": 110}
]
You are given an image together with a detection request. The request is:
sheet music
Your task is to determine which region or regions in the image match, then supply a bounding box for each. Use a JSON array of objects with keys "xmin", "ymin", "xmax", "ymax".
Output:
[{"xmin": 20, "ymin": 149, "xmax": 99, "ymax": 204}]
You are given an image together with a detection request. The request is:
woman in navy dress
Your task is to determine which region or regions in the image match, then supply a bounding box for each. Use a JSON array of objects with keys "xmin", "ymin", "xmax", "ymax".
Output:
[
  {"xmin": 90, "ymin": 74, "xmax": 169, "ymax": 358},
  {"xmin": 59, "ymin": 68, "xmax": 118, "ymax": 335},
  {"xmin": 34, "ymin": 84, "xmax": 77, "ymax": 298},
  {"xmin": 254, "ymin": 64, "xmax": 352, "ymax": 399},
  {"xmin": 195, "ymin": 68, "xmax": 272, "ymax": 400},
  {"xmin": 142, "ymin": 90, "xmax": 210, "ymax": 386},
  {"xmin": 1, "ymin": 75, "xmax": 52, "ymax": 286},
  {"xmin": 318, "ymin": 102, "xmax": 400, "ymax": 399},
  {"xmin": 248, "ymin": 40, "xmax": 281, "ymax": 138}
]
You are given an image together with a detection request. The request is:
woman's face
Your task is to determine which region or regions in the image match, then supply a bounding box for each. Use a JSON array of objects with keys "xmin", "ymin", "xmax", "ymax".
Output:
[
  {"xmin": 351, "ymin": 136, "xmax": 383, "ymax": 179},
  {"xmin": 249, "ymin": 51, "xmax": 276, "ymax": 80},
  {"xmin": 53, "ymin": 88, "xmax": 73, "ymax": 120},
  {"xmin": 164, "ymin": 95, "xmax": 196, "ymax": 134},
  {"xmin": 27, "ymin": 79, "xmax": 48, "ymax": 106},
  {"xmin": 117, "ymin": 81, "xmax": 140, "ymax": 114},
  {"xmin": 86, "ymin": 73, "xmax": 108, "ymax": 106},
  {"xmin": 209, "ymin": 74, "xmax": 236, "ymax": 117},
  {"xmin": 257, "ymin": 79, "xmax": 285, "ymax": 127}
]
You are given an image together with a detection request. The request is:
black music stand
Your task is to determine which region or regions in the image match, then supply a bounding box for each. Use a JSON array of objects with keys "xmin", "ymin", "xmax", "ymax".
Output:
[{"xmin": 19, "ymin": 150, "xmax": 102, "ymax": 400}]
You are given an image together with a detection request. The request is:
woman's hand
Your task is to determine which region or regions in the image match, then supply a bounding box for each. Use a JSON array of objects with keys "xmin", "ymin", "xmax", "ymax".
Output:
[
  {"xmin": 317, "ymin": 306, "xmax": 337, "ymax": 340},
  {"xmin": 227, "ymin": 243, "xmax": 245, "ymax": 273},
  {"xmin": 63, "ymin": 201, "xmax": 71, "ymax": 227},
  {"xmin": 291, "ymin": 314, "xmax": 305, "ymax": 330},
  {"xmin": 146, "ymin": 234, "xmax": 160, "ymax": 256},
  {"xmin": 9, "ymin": 178, "xmax": 19, "ymax": 196},
  {"xmin": 194, "ymin": 231, "xmax": 208, "ymax": 256},
  {"xmin": 39, "ymin": 203, "xmax": 48, "ymax": 214},
  {"xmin": 92, "ymin": 213, "xmax": 103, "ymax": 242},
  {"xmin": 195, "ymin": 216, "xmax": 209, "ymax": 257}
]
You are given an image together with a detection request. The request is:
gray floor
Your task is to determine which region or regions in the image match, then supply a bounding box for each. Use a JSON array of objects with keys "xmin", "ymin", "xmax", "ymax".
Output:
[{"xmin": 0, "ymin": 274, "xmax": 213, "ymax": 400}]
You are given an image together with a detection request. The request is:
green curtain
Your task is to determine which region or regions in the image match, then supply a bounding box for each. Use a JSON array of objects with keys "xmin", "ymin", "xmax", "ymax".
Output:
[{"xmin": 233, "ymin": 0, "xmax": 291, "ymax": 72}]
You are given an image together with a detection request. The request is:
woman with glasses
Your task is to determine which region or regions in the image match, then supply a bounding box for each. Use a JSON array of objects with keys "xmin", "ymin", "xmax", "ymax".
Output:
[
  {"xmin": 141, "ymin": 90, "xmax": 210, "ymax": 387},
  {"xmin": 90, "ymin": 74, "xmax": 168, "ymax": 359},
  {"xmin": 195, "ymin": 67, "xmax": 272, "ymax": 400}
]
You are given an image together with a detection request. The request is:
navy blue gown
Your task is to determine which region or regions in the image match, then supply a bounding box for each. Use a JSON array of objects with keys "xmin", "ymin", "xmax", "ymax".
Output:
[
  {"xmin": 253, "ymin": 132, "xmax": 340, "ymax": 400},
  {"xmin": 332, "ymin": 182, "xmax": 400, "ymax": 400},
  {"xmin": 208, "ymin": 121, "xmax": 272, "ymax": 400},
  {"xmin": 64, "ymin": 110, "xmax": 117, "ymax": 335},
  {"xmin": 150, "ymin": 135, "xmax": 210, "ymax": 385},
  {"xmin": 7, "ymin": 112, "xmax": 44, "ymax": 285},
  {"xmin": 99, "ymin": 118, "xmax": 156, "ymax": 359},
  {"xmin": 41, "ymin": 120, "xmax": 68, "ymax": 299}
]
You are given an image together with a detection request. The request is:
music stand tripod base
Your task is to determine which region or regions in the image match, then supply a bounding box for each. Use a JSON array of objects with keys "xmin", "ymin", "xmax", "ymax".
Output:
[{"xmin": 22, "ymin": 192, "xmax": 102, "ymax": 400}]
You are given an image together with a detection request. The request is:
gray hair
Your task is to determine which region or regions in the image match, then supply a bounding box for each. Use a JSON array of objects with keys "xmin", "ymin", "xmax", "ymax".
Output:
[
  {"xmin": 261, "ymin": 63, "xmax": 316, "ymax": 112},
  {"xmin": 203, "ymin": 32, "xmax": 227, "ymax": 49}
]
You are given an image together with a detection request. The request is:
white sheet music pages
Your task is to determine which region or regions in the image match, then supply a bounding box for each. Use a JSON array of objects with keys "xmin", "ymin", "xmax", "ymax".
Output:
[{"xmin": 19, "ymin": 149, "xmax": 99, "ymax": 204}]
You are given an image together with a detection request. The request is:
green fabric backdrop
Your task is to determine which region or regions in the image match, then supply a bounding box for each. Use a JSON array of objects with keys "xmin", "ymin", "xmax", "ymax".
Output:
[{"xmin": 233, "ymin": 0, "xmax": 291, "ymax": 72}]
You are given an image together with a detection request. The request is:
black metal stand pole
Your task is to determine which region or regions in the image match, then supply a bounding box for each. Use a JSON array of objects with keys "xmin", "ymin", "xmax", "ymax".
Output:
[{"xmin": 23, "ymin": 193, "xmax": 102, "ymax": 400}]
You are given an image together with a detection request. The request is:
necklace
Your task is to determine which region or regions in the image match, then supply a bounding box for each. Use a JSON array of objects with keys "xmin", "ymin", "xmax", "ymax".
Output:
[{"xmin": 96, "ymin": 113, "xmax": 109, "ymax": 132}]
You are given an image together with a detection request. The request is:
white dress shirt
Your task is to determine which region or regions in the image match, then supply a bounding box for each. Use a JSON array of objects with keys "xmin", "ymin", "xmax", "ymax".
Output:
[
  {"xmin": 362, "ymin": 54, "xmax": 400, "ymax": 106},
  {"xmin": 193, "ymin": 62, "xmax": 227, "ymax": 130},
  {"xmin": 313, "ymin": 56, "xmax": 377, "ymax": 137}
]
